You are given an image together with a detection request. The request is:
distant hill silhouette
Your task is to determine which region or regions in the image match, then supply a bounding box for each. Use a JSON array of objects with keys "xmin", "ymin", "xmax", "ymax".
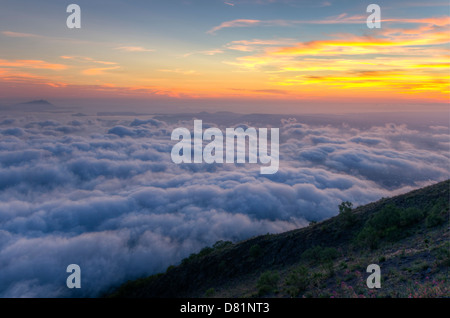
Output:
[
  {"xmin": 20, "ymin": 99, "xmax": 54, "ymax": 106},
  {"xmin": 2, "ymin": 99, "xmax": 57, "ymax": 112},
  {"xmin": 107, "ymin": 180, "xmax": 449, "ymax": 298}
]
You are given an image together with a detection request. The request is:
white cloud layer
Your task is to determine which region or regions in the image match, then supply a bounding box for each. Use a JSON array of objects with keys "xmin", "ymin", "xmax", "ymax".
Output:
[{"xmin": 0, "ymin": 112, "xmax": 448, "ymax": 297}]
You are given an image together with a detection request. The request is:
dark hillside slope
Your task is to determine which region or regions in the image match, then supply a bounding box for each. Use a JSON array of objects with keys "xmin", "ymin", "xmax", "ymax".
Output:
[{"xmin": 108, "ymin": 180, "xmax": 449, "ymax": 298}]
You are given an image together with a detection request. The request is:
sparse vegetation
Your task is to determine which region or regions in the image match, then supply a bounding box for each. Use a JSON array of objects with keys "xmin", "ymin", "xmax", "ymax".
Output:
[
  {"xmin": 403, "ymin": 278, "xmax": 449, "ymax": 298},
  {"xmin": 434, "ymin": 242, "xmax": 450, "ymax": 267},
  {"xmin": 108, "ymin": 180, "xmax": 450, "ymax": 299}
]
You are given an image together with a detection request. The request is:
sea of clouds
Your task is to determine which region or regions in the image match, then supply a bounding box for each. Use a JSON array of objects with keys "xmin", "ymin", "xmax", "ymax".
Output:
[{"xmin": 0, "ymin": 111, "xmax": 448, "ymax": 297}]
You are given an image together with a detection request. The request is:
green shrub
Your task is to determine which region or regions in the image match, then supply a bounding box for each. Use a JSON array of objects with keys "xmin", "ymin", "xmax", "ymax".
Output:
[
  {"xmin": 301, "ymin": 246, "xmax": 322, "ymax": 263},
  {"xmin": 321, "ymin": 260, "xmax": 335, "ymax": 277},
  {"xmin": 356, "ymin": 226, "xmax": 379, "ymax": 249},
  {"xmin": 257, "ymin": 271, "xmax": 279, "ymax": 296},
  {"xmin": 426, "ymin": 200, "xmax": 447, "ymax": 227},
  {"xmin": 384, "ymin": 226, "xmax": 403, "ymax": 241},
  {"xmin": 356, "ymin": 204, "xmax": 424, "ymax": 248},
  {"xmin": 339, "ymin": 201, "xmax": 353, "ymax": 214},
  {"xmin": 369, "ymin": 204, "xmax": 401, "ymax": 231},
  {"xmin": 205, "ymin": 288, "xmax": 215, "ymax": 297},
  {"xmin": 181, "ymin": 253, "xmax": 197, "ymax": 265},
  {"xmin": 434, "ymin": 242, "xmax": 450, "ymax": 263},
  {"xmin": 400, "ymin": 207, "xmax": 424, "ymax": 226},
  {"xmin": 339, "ymin": 201, "xmax": 356, "ymax": 227},
  {"xmin": 302, "ymin": 246, "xmax": 339, "ymax": 263},
  {"xmin": 218, "ymin": 260, "xmax": 226, "ymax": 272},
  {"xmin": 285, "ymin": 265, "xmax": 310, "ymax": 297},
  {"xmin": 250, "ymin": 244, "xmax": 262, "ymax": 259},
  {"xmin": 166, "ymin": 265, "xmax": 175, "ymax": 273},
  {"xmin": 213, "ymin": 240, "xmax": 233, "ymax": 249},
  {"xmin": 320, "ymin": 247, "xmax": 339, "ymax": 261},
  {"xmin": 198, "ymin": 246, "xmax": 214, "ymax": 257},
  {"xmin": 426, "ymin": 212, "xmax": 445, "ymax": 228}
]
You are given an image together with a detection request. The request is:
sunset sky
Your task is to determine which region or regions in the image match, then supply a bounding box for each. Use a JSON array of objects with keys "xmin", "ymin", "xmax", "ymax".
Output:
[
  {"xmin": 0, "ymin": 0, "xmax": 449, "ymax": 111},
  {"xmin": 1, "ymin": 0, "xmax": 450, "ymax": 299}
]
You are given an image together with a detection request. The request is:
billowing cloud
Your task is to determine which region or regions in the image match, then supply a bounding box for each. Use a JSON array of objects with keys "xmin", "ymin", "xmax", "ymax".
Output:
[{"xmin": 0, "ymin": 111, "xmax": 447, "ymax": 297}]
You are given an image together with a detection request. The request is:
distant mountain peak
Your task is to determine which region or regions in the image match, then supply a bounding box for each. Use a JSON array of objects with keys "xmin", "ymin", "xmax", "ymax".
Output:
[{"xmin": 21, "ymin": 99, "xmax": 54, "ymax": 106}]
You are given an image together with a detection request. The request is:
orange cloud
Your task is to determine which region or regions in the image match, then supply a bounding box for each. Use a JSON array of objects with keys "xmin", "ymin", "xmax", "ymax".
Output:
[
  {"xmin": 209, "ymin": 15, "xmax": 450, "ymax": 34},
  {"xmin": 384, "ymin": 16, "xmax": 450, "ymax": 26},
  {"xmin": 60, "ymin": 56, "xmax": 118, "ymax": 65},
  {"xmin": 181, "ymin": 49, "xmax": 224, "ymax": 57},
  {"xmin": 2, "ymin": 31, "xmax": 41, "ymax": 38},
  {"xmin": 221, "ymin": 19, "xmax": 450, "ymax": 102},
  {"xmin": 225, "ymin": 38, "xmax": 296, "ymax": 52},
  {"xmin": 158, "ymin": 69, "xmax": 198, "ymax": 75},
  {"xmin": 82, "ymin": 66, "xmax": 120, "ymax": 75},
  {"xmin": 2, "ymin": 12, "xmax": 448, "ymax": 103},
  {"xmin": 0, "ymin": 59, "xmax": 67, "ymax": 70},
  {"xmin": 207, "ymin": 19, "xmax": 262, "ymax": 34},
  {"xmin": 207, "ymin": 14, "xmax": 380, "ymax": 34},
  {"xmin": 115, "ymin": 46, "xmax": 155, "ymax": 52},
  {"xmin": 45, "ymin": 82, "xmax": 68, "ymax": 88},
  {"xmin": 269, "ymin": 32, "xmax": 449, "ymax": 57}
]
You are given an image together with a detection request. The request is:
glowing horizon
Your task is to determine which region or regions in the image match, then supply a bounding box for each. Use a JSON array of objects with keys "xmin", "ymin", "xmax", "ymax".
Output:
[{"xmin": 0, "ymin": 0, "xmax": 449, "ymax": 110}]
